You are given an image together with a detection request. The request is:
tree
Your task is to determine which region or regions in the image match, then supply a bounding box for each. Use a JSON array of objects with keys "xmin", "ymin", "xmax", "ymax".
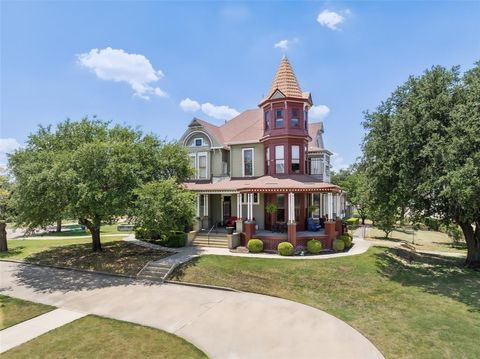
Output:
[
  {"xmin": 362, "ymin": 63, "xmax": 480, "ymax": 268},
  {"xmin": 331, "ymin": 164, "xmax": 370, "ymax": 224},
  {"xmin": 9, "ymin": 118, "xmax": 193, "ymax": 251},
  {"xmin": 0, "ymin": 174, "xmax": 13, "ymax": 252},
  {"xmin": 133, "ymin": 179, "xmax": 196, "ymax": 236}
]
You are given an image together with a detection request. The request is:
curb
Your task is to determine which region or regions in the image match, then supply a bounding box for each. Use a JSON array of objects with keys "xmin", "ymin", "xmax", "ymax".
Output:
[
  {"xmin": 0, "ymin": 259, "xmax": 136, "ymax": 280},
  {"xmin": 164, "ymin": 279, "xmax": 240, "ymax": 292}
]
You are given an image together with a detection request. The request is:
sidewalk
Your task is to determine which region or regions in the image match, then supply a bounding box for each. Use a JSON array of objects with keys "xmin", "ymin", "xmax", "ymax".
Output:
[{"xmin": 0, "ymin": 309, "xmax": 86, "ymax": 353}]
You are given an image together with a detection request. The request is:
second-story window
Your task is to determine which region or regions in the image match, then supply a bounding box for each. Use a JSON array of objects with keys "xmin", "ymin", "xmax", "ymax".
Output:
[
  {"xmin": 304, "ymin": 110, "xmax": 308, "ymax": 128},
  {"xmin": 264, "ymin": 110, "xmax": 270, "ymax": 130},
  {"xmin": 242, "ymin": 148, "xmax": 254, "ymax": 176},
  {"xmin": 275, "ymin": 109, "xmax": 284, "ymax": 128},
  {"xmin": 291, "ymin": 145, "xmax": 300, "ymax": 173},
  {"xmin": 291, "ymin": 109, "xmax": 299, "ymax": 128},
  {"xmin": 198, "ymin": 153, "xmax": 207, "ymax": 179},
  {"xmin": 265, "ymin": 147, "xmax": 270, "ymax": 175},
  {"xmin": 275, "ymin": 145, "xmax": 284, "ymax": 174}
]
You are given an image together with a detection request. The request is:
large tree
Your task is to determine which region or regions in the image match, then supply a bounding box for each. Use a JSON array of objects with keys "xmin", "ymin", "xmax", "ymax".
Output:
[
  {"xmin": 363, "ymin": 63, "xmax": 480, "ymax": 267},
  {"xmin": 9, "ymin": 118, "xmax": 193, "ymax": 251},
  {"xmin": 0, "ymin": 174, "xmax": 13, "ymax": 252}
]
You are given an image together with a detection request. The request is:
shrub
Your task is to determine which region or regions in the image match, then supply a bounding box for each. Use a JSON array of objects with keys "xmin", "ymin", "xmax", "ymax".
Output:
[
  {"xmin": 333, "ymin": 239, "xmax": 345, "ymax": 252},
  {"xmin": 164, "ymin": 231, "xmax": 187, "ymax": 247},
  {"xmin": 424, "ymin": 217, "xmax": 441, "ymax": 231},
  {"xmin": 307, "ymin": 239, "xmax": 322, "ymax": 254},
  {"xmin": 340, "ymin": 234, "xmax": 352, "ymax": 248},
  {"xmin": 135, "ymin": 227, "xmax": 146, "ymax": 239},
  {"xmin": 247, "ymin": 239, "xmax": 263, "ymax": 253},
  {"xmin": 278, "ymin": 242, "xmax": 294, "ymax": 256},
  {"xmin": 345, "ymin": 217, "xmax": 359, "ymax": 225}
]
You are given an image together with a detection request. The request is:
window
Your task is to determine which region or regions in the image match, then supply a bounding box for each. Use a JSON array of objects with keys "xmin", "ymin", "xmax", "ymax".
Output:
[
  {"xmin": 193, "ymin": 138, "xmax": 203, "ymax": 147},
  {"xmin": 291, "ymin": 109, "xmax": 299, "ymax": 128},
  {"xmin": 275, "ymin": 145, "xmax": 284, "ymax": 174},
  {"xmin": 198, "ymin": 154, "xmax": 207, "ymax": 179},
  {"xmin": 242, "ymin": 148, "xmax": 254, "ymax": 177},
  {"xmin": 309, "ymin": 157, "xmax": 324, "ymax": 175},
  {"xmin": 264, "ymin": 111, "xmax": 270, "ymax": 130},
  {"xmin": 275, "ymin": 109, "xmax": 284, "ymax": 128},
  {"xmin": 241, "ymin": 193, "xmax": 259, "ymax": 205},
  {"xmin": 291, "ymin": 145, "xmax": 300, "ymax": 173},
  {"xmin": 265, "ymin": 147, "xmax": 270, "ymax": 175},
  {"xmin": 304, "ymin": 110, "xmax": 308, "ymax": 128}
]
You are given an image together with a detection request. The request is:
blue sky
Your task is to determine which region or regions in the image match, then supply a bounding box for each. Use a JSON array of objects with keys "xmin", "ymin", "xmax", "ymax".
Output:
[{"xmin": 1, "ymin": 1, "xmax": 479, "ymax": 169}]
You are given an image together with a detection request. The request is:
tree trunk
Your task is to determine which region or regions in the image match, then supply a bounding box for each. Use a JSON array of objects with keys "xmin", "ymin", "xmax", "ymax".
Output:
[
  {"xmin": 56, "ymin": 219, "xmax": 62, "ymax": 232},
  {"xmin": 79, "ymin": 218, "xmax": 102, "ymax": 252},
  {"xmin": 0, "ymin": 221, "xmax": 7, "ymax": 252},
  {"xmin": 361, "ymin": 216, "xmax": 366, "ymax": 225},
  {"xmin": 459, "ymin": 221, "xmax": 480, "ymax": 269}
]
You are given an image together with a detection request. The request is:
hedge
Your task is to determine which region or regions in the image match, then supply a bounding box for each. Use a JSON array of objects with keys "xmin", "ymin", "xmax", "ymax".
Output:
[
  {"xmin": 333, "ymin": 239, "xmax": 345, "ymax": 252},
  {"xmin": 278, "ymin": 242, "xmax": 294, "ymax": 256},
  {"xmin": 307, "ymin": 239, "xmax": 322, "ymax": 254},
  {"xmin": 247, "ymin": 239, "xmax": 264, "ymax": 253}
]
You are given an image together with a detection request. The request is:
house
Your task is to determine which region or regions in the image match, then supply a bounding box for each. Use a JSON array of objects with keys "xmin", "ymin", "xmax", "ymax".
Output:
[{"xmin": 180, "ymin": 57, "xmax": 346, "ymax": 250}]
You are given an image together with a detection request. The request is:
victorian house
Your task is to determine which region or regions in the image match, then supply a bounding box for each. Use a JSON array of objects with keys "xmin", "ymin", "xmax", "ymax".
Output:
[{"xmin": 180, "ymin": 57, "xmax": 346, "ymax": 250}]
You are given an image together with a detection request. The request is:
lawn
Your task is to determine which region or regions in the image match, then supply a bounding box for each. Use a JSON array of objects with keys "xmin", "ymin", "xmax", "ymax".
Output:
[
  {"xmin": 366, "ymin": 227, "xmax": 467, "ymax": 254},
  {"xmin": 2, "ymin": 315, "xmax": 207, "ymax": 359},
  {"xmin": 0, "ymin": 295, "xmax": 54, "ymax": 330},
  {"xmin": 171, "ymin": 247, "xmax": 480, "ymax": 359},
  {"xmin": 1, "ymin": 238, "xmax": 170, "ymax": 276},
  {"xmin": 22, "ymin": 223, "xmax": 133, "ymax": 237}
]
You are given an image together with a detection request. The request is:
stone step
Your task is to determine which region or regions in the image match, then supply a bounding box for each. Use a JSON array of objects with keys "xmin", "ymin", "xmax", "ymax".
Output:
[
  {"xmin": 191, "ymin": 243, "xmax": 228, "ymax": 248},
  {"xmin": 192, "ymin": 240, "xmax": 228, "ymax": 246},
  {"xmin": 137, "ymin": 261, "xmax": 175, "ymax": 282}
]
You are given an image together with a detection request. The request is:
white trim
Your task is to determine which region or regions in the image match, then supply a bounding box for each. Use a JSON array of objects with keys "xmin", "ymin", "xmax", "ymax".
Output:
[
  {"xmin": 183, "ymin": 130, "xmax": 213, "ymax": 147},
  {"xmin": 242, "ymin": 147, "xmax": 255, "ymax": 177},
  {"xmin": 192, "ymin": 137, "xmax": 204, "ymax": 147},
  {"xmin": 241, "ymin": 193, "xmax": 259, "ymax": 205}
]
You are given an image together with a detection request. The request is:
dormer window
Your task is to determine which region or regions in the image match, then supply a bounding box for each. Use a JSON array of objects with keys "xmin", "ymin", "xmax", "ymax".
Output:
[
  {"xmin": 275, "ymin": 110, "xmax": 284, "ymax": 128},
  {"xmin": 291, "ymin": 109, "xmax": 299, "ymax": 128},
  {"xmin": 193, "ymin": 138, "xmax": 203, "ymax": 147}
]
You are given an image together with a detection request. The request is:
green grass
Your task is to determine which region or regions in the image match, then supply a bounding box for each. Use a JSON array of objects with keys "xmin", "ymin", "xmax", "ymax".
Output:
[
  {"xmin": 25, "ymin": 223, "xmax": 132, "ymax": 237},
  {"xmin": 0, "ymin": 295, "xmax": 54, "ymax": 330},
  {"xmin": 171, "ymin": 247, "xmax": 480, "ymax": 359},
  {"xmin": 1, "ymin": 237, "xmax": 169, "ymax": 276},
  {"xmin": 3, "ymin": 315, "xmax": 207, "ymax": 359},
  {"xmin": 367, "ymin": 227, "xmax": 467, "ymax": 253}
]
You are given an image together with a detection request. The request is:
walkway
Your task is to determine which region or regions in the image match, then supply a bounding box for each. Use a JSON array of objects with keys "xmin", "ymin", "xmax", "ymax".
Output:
[
  {"xmin": 0, "ymin": 309, "xmax": 86, "ymax": 353},
  {"xmin": 0, "ymin": 261, "xmax": 384, "ymax": 358}
]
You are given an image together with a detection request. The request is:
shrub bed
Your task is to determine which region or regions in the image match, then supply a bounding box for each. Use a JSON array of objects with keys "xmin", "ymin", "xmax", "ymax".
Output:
[
  {"xmin": 307, "ymin": 239, "xmax": 322, "ymax": 254},
  {"xmin": 247, "ymin": 239, "xmax": 263, "ymax": 253},
  {"xmin": 278, "ymin": 242, "xmax": 294, "ymax": 256},
  {"xmin": 333, "ymin": 239, "xmax": 345, "ymax": 252},
  {"xmin": 340, "ymin": 234, "xmax": 353, "ymax": 248}
]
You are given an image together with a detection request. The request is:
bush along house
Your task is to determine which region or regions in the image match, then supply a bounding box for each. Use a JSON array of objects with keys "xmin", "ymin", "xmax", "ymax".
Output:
[{"xmin": 180, "ymin": 57, "xmax": 346, "ymax": 251}]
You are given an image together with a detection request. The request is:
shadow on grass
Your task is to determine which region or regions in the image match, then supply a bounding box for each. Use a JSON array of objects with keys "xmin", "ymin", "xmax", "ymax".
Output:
[
  {"xmin": 169, "ymin": 257, "xmax": 202, "ymax": 281},
  {"xmin": 0, "ymin": 247, "xmax": 25, "ymax": 258},
  {"xmin": 375, "ymin": 248, "xmax": 480, "ymax": 312},
  {"xmin": 372, "ymin": 236, "xmax": 403, "ymax": 243}
]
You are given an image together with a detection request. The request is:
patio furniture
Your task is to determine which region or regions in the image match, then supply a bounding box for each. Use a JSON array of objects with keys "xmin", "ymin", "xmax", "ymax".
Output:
[{"xmin": 307, "ymin": 217, "xmax": 321, "ymax": 232}]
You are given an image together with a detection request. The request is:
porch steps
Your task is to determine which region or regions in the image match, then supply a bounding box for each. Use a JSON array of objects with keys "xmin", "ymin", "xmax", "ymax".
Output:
[
  {"xmin": 137, "ymin": 262, "xmax": 173, "ymax": 282},
  {"xmin": 192, "ymin": 235, "xmax": 229, "ymax": 248}
]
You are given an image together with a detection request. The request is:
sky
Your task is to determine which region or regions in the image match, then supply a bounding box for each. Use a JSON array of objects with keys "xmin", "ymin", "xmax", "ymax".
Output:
[{"xmin": 1, "ymin": 1, "xmax": 479, "ymax": 169}]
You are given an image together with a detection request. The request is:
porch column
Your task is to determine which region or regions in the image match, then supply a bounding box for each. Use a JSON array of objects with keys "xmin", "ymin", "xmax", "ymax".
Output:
[
  {"xmin": 204, "ymin": 194, "xmax": 209, "ymax": 217},
  {"xmin": 237, "ymin": 193, "xmax": 242, "ymax": 219},
  {"xmin": 327, "ymin": 192, "xmax": 333, "ymax": 220},
  {"xmin": 287, "ymin": 192, "xmax": 297, "ymax": 246},
  {"xmin": 196, "ymin": 194, "xmax": 201, "ymax": 217},
  {"xmin": 246, "ymin": 193, "xmax": 254, "ymax": 221}
]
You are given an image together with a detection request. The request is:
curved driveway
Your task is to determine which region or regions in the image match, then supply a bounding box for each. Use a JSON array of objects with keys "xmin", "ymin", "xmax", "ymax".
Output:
[{"xmin": 0, "ymin": 261, "xmax": 383, "ymax": 358}]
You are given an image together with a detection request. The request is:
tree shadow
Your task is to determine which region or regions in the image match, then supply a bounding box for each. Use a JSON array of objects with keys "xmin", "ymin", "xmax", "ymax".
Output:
[
  {"xmin": 0, "ymin": 246, "xmax": 25, "ymax": 258},
  {"xmin": 375, "ymin": 248, "xmax": 480, "ymax": 312},
  {"xmin": 3, "ymin": 262, "xmax": 138, "ymax": 294},
  {"xmin": 169, "ymin": 257, "xmax": 202, "ymax": 280}
]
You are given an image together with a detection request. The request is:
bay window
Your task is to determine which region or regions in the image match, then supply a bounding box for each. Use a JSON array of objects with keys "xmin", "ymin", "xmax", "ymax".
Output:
[
  {"xmin": 275, "ymin": 145, "xmax": 285, "ymax": 174},
  {"xmin": 275, "ymin": 109, "xmax": 284, "ymax": 128},
  {"xmin": 291, "ymin": 109, "xmax": 299, "ymax": 128},
  {"xmin": 291, "ymin": 145, "xmax": 300, "ymax": 173}
]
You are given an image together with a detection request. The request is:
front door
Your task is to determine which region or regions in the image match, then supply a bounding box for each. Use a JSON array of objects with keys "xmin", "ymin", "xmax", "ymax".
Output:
[{"xmin": 223, "ymin": 196, "xmax": 231, "ymax": 225}]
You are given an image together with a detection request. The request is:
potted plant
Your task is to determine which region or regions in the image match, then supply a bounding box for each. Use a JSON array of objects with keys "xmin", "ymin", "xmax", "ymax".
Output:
[
  {"xmin": 265, "ymin": 202, "xmax": 278, "ymax": 231},
  {"xmin": 308, "ymin": 204, "xmax": 318, "ymax": 217}
]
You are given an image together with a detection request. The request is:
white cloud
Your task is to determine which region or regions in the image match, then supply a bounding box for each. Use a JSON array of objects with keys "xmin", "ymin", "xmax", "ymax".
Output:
[
  {"xmin": 201, "ymin": 103, "xmax": 240, "ymax": 120},
  {"xmin": 309, "ymin": 105, "xmax": 331, "ymax": 121},
  {"xmin": 317, "ymin": 10, "xmax": 346, "ymax": 30},
  {"xmin": 180, "ymin": 98, "xmax": 239, "ymax": 121},
  {"xmin": 77, "ymin": 47, "xmax": 167, "ymax": 100},
  {"xmin": 0, "ymin": 138, "xmax": 22, "ymax": 165},
  {"xmin": 274, "ymin": 40, "xmax": 289, "ymax": 50},
  {"xmin": 180, "ymin": 98, "xmax": 201, "ymax": 112}
]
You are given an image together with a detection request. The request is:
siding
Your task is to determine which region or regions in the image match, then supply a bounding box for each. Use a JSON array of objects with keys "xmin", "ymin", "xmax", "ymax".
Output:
[{"xmin": 230, "ymin": 143, "xmax": 264, "ymax": 177}]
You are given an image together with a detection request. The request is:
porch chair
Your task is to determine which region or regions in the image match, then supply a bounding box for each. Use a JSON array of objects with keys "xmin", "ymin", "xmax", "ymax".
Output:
[{"xmin": 307, "ymin": 217, "xmax": 321, "ymax": 232}]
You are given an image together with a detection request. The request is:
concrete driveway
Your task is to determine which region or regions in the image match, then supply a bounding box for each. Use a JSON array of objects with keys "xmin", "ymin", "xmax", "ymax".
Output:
[{"xmin": 0, "ymin": 261, "xmax": 383, "ymax": 359}]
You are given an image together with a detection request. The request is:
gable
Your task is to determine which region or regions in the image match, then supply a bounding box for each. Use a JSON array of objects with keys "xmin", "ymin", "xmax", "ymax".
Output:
[{"xmin": 269, "ymin": 89, "xmax": 286, "ymax": 100}]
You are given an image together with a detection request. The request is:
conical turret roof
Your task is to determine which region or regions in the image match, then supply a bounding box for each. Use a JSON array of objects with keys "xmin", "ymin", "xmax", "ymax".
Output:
[{"xmin": 267, "ymin": 56, "xmax": 303, "ymax": 98}]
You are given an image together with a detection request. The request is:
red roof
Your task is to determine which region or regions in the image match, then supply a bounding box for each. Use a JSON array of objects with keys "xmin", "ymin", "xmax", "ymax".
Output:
[{"xmin": 184, "ymin": 175, "xmax": 340, "ymax": 193}]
